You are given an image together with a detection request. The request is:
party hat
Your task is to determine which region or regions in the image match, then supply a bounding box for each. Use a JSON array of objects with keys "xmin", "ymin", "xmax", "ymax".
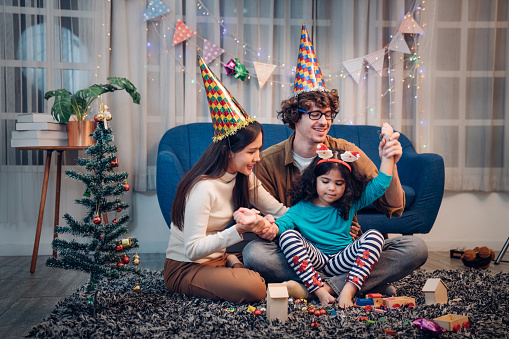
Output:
[
  {"xmin": 292, "ymin": 23, "xmax": 328, "ymax": 97},
  {"xmin": 198, "ymin": 55, "xmax": 255, "ymax": 142}
]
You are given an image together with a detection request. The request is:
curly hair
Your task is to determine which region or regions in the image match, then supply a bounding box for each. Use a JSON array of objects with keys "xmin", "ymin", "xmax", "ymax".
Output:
[
  {"xmin": 277, "ymin": 89, "xmax": 340, "ymax": 129},
  {"xmin": 290, "ymin": 148, "xmax": 369, "ymax": 220}
]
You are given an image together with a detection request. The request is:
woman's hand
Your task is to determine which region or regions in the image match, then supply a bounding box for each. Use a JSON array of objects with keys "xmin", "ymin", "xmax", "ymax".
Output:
[
  {"xmin": 234, "ymin": 209, "xmax": 269, "ymax": 235},
  {"xmin": 233, "ymin": 207, "xmax": 260, "ymax": 224}
]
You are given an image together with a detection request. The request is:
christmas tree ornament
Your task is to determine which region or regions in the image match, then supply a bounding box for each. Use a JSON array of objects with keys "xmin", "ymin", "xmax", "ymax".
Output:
[
  {"xmin": 110, "ymin": 158, "xmax": 119, "ymax": 168},
  {"xmin": 224, "ymin": 58, "xmax": 236, "ymax": 76},
  {"xmin": 122, "ymin": 255, "xmax": 130, "ymax": 265},
  {"xmin": 112, "ymin": 218, "xmax": 119, "ymax": 224},
  {"xmin": 98, "ymin": 101, "xmax": 111, "ymax": 129},
  {"xmin": 116, "ymin": 244, "xmax": 124, "ymax": 252},
  {"xmin": 198, "ymin": 55, "xmax": 256, "ymax": 142},
  {"xmin": 116, "ymin": 262, "xmax": 124, "ymax": 267},
  {"xmin": 121, "ymin": 238, "xmax": 132, "ymax": 247},
  {"xmin": 233, "ymin": 58, "xmax": 249, "ymax": 81},
  {"xmin": 133, "ymin": 252, "xmax": 140, "ymax": 266},
  {"xmin": 123, "ymin": 182, "xmax": 130, "ymax": 191},
  {"xmin": 133, "ymin": 282, "xmax": 141, "ymax": 293},
  {"xmin": 116, "ymin": 206, "xmax": 122, "ymax": 212},
  {"xmin": 94, "ymin": 112, "xmax": 104, "ymax": 122},
  {"xmin": 93, "ymin": 216, "xmax": 102, "ymax": 224},
  {"xmin": 291, "ymin": 23, "xmax": 329, "ymax": 98}
]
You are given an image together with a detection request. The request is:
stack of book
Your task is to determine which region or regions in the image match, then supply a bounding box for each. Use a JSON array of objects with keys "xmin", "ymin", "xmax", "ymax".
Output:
[{"xmin": 11, "ymin": 114, "xmax": 68, "ymax": 147}]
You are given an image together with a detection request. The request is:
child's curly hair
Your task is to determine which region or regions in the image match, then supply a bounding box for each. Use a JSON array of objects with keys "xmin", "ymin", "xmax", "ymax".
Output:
[{"xmin": 290, "ymin": 148, "xmax": 370, "ymax": 220}]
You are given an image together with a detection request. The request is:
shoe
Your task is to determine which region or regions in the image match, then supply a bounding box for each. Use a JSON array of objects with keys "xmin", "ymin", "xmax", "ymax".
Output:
[{"xmin": 282, "ymin": 280, "xmax": 309, "ymax": 299}]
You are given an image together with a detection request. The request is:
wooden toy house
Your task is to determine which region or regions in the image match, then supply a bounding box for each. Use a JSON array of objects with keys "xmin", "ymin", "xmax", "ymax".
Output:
[
  {"xmin": 266, "ymin": 283, "xmax": 289, "ymax": 323},
  {"xmin": 434, "ymin": 314, "xmax": 469, "ymax": 331},
  {"xmin": 422, "ymin": 278, "xmax": 448, "ymax": 304}
]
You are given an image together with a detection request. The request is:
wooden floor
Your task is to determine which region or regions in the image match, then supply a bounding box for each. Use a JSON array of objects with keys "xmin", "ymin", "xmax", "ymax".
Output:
[{"xmin": 0, "ymin": 252, "xmax": 507, "ymax": 338}]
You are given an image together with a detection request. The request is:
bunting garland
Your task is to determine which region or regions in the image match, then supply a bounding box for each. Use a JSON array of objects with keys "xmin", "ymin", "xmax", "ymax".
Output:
[
  {"xmin": 364, "ymin": 49, "xmax": 386, "ymax": 76},
  {"xmin": 388, "ymin": 31, "xmax": 411, "ymax": 54},
  {"xmin": 343, "ymin": 57, "xmax": 364, "ymax": 84},
  {"xmin": 172, "ymin": 19, "xmax": 196, "ymax": 46},
  {"xmin": 399, "ymin": 12, "xmax": 425, "ymax": 34},
  {"xmin": 144, "ymin": 0, "xmax": 170, "ymax": 21},
  {"xmin": 202, "ymin": 39, "xmax": 225, "ymax": 64},
  {"xmin": 253, "ymin": 62, "xmax": 277, "ymax": 88}
]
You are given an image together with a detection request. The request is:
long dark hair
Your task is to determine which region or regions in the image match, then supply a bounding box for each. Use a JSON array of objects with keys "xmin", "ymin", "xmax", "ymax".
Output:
[
  {"xmin": 290, "ymin": 148, "xmax": 369, "ymax": 220},
  {"xmin": 171, "ymin": 121, "xmax": 263, "ymax": 230}
]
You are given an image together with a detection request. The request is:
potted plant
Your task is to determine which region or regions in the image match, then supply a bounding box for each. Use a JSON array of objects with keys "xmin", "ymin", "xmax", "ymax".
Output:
[{"xmin": 44, "ymin": 77, "xmax": 141, "ymax": 146}]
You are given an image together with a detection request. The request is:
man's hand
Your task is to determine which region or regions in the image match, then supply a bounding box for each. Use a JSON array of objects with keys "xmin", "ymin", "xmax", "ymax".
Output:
[
  {"xmin": 349, "ymin": 220, "xmax": 362, "ymax": 241},
  {"xmin": 379, "ymin": 130, "xmax": 402, "ymax": 164}
]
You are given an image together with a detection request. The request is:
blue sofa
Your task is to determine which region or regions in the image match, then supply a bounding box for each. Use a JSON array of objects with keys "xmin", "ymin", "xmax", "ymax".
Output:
[{"xmin": 156, "ymin": 123, "xmax": 444, "ymax": 235}]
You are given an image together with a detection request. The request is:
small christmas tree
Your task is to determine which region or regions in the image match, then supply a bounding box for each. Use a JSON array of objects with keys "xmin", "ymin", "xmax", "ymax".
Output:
[{"xmin": 47, "ymin": 103, "xmax": 141, "ymax": 298}]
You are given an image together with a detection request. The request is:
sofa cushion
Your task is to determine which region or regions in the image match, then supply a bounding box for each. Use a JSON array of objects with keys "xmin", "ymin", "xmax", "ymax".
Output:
[{"xmin": 359, "ymin": 184, "xmax": 416, "ymax": 211}]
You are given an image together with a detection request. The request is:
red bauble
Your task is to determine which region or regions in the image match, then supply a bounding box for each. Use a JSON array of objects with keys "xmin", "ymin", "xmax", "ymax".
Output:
[
  {"xmin": 116, "ymin": 207, "xmax": 122, "ymax": 212},
  {"xmin": 122, "ymin": 256, "xmax": 130, "ymax": 264},
  {"xmin": 123, "ymin": 183, "xmax": 130, "ymax": 191},
  {"xmin": 116, "ymin": 262, "xmax": 124, "ymax": 267},
  {"xmin": 112, "ymin": 218, "xmax": 119, "ymax": 224},
  {"xmin": 116, "ymin": 244, "xmax": 123, "ymax": 252},
  {"xmin": 313, "ymin": 309, "xmax": 321, "ymax": 316},
  {"xmin": 93, "ymin": 216, "xmax": 102, "ymax": 224},
  {"xmin": 253, "ymin": 310, "xmax": 262, "ymax": 316},
  {"xmin": 110, "ymin": 158, "xmax": 119, "ymax": 168}
]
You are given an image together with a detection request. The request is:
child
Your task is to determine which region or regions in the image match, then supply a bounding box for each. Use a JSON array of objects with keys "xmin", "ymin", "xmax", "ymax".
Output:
[{"xmin": 236, "ymin": 123, "xmax": 395, "ymax": 308}]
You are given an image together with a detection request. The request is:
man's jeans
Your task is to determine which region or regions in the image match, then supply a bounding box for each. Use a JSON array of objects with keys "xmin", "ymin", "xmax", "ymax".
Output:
[{"xmin": 242, "ymin": 235, "xmax": 428, "ymax": 296}]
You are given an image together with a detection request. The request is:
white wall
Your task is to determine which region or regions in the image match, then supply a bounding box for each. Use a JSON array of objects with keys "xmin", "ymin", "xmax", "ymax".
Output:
[{"xmin": 1, "ymin": 190, "xmax": 508, "ymax": 256}]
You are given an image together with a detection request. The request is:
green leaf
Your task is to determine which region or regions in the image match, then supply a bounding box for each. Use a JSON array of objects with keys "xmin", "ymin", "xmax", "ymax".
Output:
[
  {"xmin": 107, "ymin": 77, "xmax": 141, "ymax": 104},
  {"xmin": 44, "ymin": 89, "xmax": 72, "ymax": 123}
]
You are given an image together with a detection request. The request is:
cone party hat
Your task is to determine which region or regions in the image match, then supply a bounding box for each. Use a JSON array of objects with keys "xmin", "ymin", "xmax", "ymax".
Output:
[
  {"xmin": 292, "ymin": 23, "xmax": 328, "ymax": 97},
  {"xmin": 198, "ymin": 55, "xmax": 255, "ymax": 142}
]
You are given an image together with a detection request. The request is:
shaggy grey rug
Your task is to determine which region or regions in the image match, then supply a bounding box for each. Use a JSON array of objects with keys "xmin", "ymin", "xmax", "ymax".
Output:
[{"xmin": 28, "ymin": 269, "xmax": 508, "ymax": 338}]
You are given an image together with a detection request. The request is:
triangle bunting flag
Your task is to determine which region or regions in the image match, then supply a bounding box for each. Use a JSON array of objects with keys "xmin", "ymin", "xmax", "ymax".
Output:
[
  {"xmin": 144, "ymin": 0, "xmax": 170, "ymax": 21},
  {"xmin": 253, "ymin": 62, "xmax": 277, "ymax": 88},
  {"xmin": 202, "ymin": 39, "xmax": 225, "ymax": 64},
  {"xmin": 173, "ymin": 19, "xmax": 196, "ymax": 46},
  {"xmin": 388, "ymin": 31, "xmax": 411, "ymax": 54},
  {"xmin": 398, "ymin": 12, "xmax": 425, "ymax": 35},
  {"xmin": 364, "ymin": 49, "xmax": 385, "ymax": 76},
  {"xmin": 343, "ymin": 57, "xmax": 364, "ymax": 84}
]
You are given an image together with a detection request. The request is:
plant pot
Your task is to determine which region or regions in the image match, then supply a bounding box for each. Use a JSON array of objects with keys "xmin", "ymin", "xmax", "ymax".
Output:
[{"xmin": 67, "ymin": 121, "xmax": 97, "ymax": 146}]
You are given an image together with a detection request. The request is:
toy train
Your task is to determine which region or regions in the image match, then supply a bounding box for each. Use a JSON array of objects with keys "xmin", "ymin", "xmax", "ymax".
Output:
[{"xmin": 355, "ymin": 293, "xmax": 416, "ymax": 310}]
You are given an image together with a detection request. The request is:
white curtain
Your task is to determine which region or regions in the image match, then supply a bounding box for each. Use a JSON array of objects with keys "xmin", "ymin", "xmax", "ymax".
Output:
[
  {"xmin": 1, "ymin": 0, "xmax": 508, "ymax": 233},
  {"xmin": 0, "ymin": 1, "xmax": 111, "ymax": 234}
]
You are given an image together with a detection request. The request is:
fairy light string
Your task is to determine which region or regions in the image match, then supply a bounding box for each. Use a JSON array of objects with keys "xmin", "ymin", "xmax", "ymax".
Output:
[{"xmin": 145, "ymin": 0, "xmax": 428, "ymax": 121}]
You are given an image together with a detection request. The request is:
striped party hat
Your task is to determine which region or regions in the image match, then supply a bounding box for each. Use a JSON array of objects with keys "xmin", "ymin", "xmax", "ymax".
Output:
[
  {"xmin": 198, "ymin": 55, "xmax": 255, "ymax": 142},
  {"xmin": 292, "ymin": 23, "xmax": 328, "ymax": 97}
]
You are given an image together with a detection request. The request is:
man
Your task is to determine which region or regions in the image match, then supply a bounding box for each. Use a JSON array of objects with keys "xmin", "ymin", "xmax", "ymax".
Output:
[{"xmin": 242, "ymin": 24, "xmax": 427, "ymax": 298}]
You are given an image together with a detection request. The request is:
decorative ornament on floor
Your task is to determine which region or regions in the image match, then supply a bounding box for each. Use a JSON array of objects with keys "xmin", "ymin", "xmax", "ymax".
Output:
[
  {"xmin": 46, "ymin": 106, "xmax": 142, "ymax": 316},
  {"xmin": 461, "ymin": 246, "xmax": 496, "ymax": 269}
]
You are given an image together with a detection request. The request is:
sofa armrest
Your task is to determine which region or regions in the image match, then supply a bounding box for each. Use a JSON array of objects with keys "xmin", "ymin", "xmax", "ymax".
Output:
[
  {"xmin": 397, "ymin": 152, "xmax": 445, "ymax": 233},
  {"xmin": 156, "ymin": 151, "xmax": 184, "ymax": 229}
]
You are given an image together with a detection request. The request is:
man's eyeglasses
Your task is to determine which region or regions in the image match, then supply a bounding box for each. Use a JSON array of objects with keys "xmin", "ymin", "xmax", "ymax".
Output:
[{"xmin": 298, "ymin": 108, "xmax": 338, "ymax": 121}]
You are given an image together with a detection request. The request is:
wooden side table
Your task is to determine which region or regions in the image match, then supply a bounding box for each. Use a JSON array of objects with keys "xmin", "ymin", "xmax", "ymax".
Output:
[{"xmin": 18, "ymin": 146, "xmax": 87, "ymax": 272}]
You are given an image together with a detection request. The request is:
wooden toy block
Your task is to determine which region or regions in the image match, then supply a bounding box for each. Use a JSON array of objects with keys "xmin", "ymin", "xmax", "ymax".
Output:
[
  {"xmin": 383, "ymin": 296, "xmax": 415, "ymax": 308},
  {"xmin": 422, "ymin": 278, "xmax": 448, "ymax": 305},
  {"xmin": 266, "ymin": 283, "xmax": 289, "ymax": 323},
  {"xmin": 434, "ymin": 314, "xmax": 469, "ymax": 331}
]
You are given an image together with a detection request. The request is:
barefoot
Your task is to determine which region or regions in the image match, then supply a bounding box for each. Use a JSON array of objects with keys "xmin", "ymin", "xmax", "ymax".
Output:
[
  {"xmin": 282, "ymin": 280, "xmax": 309, "ymax": 299},
  {"xmin": 314, "ymin": 287, "xmax": 336, "ymax": 305},
  {"xmin": 337, "ymin": 282, "xmax": 358, "ymax": 309}
]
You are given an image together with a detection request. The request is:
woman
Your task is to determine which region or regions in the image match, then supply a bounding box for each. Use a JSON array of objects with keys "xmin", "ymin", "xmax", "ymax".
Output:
[{"xmin": 163, "ymin": 56, "xmax": 287, "ymax": 304}]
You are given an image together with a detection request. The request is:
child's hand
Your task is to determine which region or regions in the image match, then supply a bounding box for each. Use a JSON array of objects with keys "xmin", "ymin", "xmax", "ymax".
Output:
[
  {"xmin": 381, "ymin": 122, "xmax": 393, "ymax": 142},
  {"xmin": 255, "ymin": 215, "xmax": 279, "ymax": 241}
]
